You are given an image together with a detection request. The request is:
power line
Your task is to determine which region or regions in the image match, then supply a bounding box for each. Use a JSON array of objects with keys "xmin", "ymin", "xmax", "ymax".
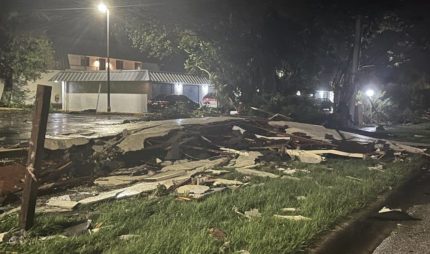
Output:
[{"xmin": 34, "ymin": 2, "xmax": 162, "ymax": 12}]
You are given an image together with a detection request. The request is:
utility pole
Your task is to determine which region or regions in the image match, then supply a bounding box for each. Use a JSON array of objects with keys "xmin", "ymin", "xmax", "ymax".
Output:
[{"xmin": 349, "ymin": 15, "xmax": 362, "ymax": 125}]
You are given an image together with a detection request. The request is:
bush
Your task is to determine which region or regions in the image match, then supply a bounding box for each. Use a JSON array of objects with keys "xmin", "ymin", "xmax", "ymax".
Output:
[{"xmin": 246, "ymin": 93, "xmax": 327, "ymax": 124}]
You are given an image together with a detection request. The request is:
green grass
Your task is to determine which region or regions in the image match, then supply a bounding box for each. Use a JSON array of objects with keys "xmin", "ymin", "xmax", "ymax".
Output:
[
  {"xmin": 0, "ymin": 157, "xmax": 426, "ymax": 254},
  {"xmin": 384, "ymin": 121, "xmax": 430, "ymax": 143}
]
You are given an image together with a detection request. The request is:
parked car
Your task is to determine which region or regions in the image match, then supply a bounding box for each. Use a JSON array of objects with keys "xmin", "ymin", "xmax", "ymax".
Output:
[
  {"xmin": 202, "ymin": 93, "xmax": 218, "ymax": 108},
  {"xmin": 148, "ymin": 95, "xmax": 199, "ymax": 112}
]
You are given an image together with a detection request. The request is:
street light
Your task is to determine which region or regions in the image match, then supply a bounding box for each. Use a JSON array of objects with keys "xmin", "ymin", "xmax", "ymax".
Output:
[
  {"xmin": 365, "ymin": 89, "xmax": 375, "ymax": 98},
  {"xmin": 98, "ymin": 2, "xmax": 111, "ymax": 112}
]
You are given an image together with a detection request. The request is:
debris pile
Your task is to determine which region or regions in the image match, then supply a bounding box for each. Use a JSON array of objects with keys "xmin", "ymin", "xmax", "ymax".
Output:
[{"xmin": 0, "ymin": 117, "xmax": 428, "ymax": 211}]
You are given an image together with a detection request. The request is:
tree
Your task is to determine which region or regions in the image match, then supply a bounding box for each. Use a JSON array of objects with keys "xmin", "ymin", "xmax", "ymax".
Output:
[{"xmin": 0, "ymin": 34, "xmax": 54, "ymax": 106}]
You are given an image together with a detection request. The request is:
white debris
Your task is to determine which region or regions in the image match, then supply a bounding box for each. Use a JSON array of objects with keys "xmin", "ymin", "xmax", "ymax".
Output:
[
  {"xmin": 236, "ymin": 168, "xmax": 279, "ymax": 178},
  {"xmin": 283, "ymin": 168, "xmax": 297, "ymax": 175},
  {"xmin": 378, "ymin": 206, "xmax": 402, "ymax": 214},
  {"xmin": 213, "ymin": 178, "xmax": 243, "ymax": 186},
  {"xmin": 48, "ymin": 195, "xmax": 71, "ymax": 201},
  {"xmin": 244, "ymin": 209, "xmax": 261, "ymax": 219},
  {"xmin": 273, "ymin": 215, "xmax": 311, "ymax": 221},
  {"xmin": 46, "ymin": 199, "xmax": 79, "ymax": 210},
  {"xmin": 254, "ymin": 134, "xmax": 290, "ymax": 140},
  {"xmin": 0, "ymin": 232, "xmax": 7, "ymax": 243},
  {"xmin": 232, "ymin": 125, "xmax": 246, "ymax": 134},
  {"xmin": 281, "ymin": 208, "xmax": 298, "ymax": 212},
  {"xmin": 368, "ymin": 164, "xmax": 384, "ymax": 172},
  {"xmin": 119, "ymin": 234, "xmax": 140, "ymax": 240}
]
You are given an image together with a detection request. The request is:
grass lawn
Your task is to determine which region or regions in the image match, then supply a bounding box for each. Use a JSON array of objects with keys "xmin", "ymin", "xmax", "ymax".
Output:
[
  {"xmin": 384, "ymin": 121, "xmax": 430, "ymax": 143},
  {"xmin": 0, "ymin": 157, "xmax": 426, "ymax": 254}
]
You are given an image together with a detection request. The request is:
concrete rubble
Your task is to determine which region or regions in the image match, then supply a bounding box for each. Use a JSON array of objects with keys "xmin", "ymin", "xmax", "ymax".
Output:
[{"xmin": 1, "ymin": 115, "xmax": 429, "ymax": 213}]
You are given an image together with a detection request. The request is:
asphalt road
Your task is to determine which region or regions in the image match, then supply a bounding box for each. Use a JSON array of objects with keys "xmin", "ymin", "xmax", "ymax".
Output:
[
  {"xmin": 373, "ymin": 168, "xmax": 430, "ymax": 254},
  {"xmin": 0, "ymin": 111, "xmax": 138, "ymax": 146}
]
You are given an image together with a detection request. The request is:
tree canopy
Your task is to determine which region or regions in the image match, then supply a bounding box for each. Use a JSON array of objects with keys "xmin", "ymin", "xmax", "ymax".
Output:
[{"xmin": 0, "ymin": 5, "xmax": 54, "ymax": 107}]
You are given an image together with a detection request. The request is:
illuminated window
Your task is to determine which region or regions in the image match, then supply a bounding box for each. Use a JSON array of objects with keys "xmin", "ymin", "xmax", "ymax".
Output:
[
  {"xmin": 116, "ymin": 60, "xmax": 124, "ymax": 70},
  {"xmin": 99, "ymin": 58, "xmax": 106, "ymax": 70}
]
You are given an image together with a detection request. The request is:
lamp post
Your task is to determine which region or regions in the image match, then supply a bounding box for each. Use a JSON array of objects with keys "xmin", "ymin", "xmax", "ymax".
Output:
[{"xmin": 98, "ymin": 3, "xmax": 111, "ymax": 112}]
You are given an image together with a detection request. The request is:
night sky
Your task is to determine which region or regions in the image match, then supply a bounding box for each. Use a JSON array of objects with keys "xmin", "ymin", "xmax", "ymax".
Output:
[{"xmin": 1, "ymin": 0, "xmax": 430, "ymax": 70}]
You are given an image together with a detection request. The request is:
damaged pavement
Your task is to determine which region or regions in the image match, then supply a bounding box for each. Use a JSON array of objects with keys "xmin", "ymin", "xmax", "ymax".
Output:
[{"xmin": 1, "ymin": 115, "xmax": 428, "ymax": 217}]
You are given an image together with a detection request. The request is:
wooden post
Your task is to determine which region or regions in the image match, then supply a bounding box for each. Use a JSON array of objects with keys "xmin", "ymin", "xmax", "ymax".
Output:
[{"xmin": 19, "ymin": 85, "xmax": 51, "ymax": 230}]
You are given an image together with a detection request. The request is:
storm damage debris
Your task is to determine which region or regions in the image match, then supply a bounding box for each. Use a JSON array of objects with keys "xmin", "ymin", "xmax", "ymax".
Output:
[{"xmin": 0, "ymin": 116, "xmax": 428, "ymax": 208}]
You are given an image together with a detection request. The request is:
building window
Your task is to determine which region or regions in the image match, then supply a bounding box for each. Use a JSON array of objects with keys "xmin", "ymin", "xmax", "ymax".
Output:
[
  {"xmin": 135, "ymin": 62, "xmax": 142, "ymax": 70},
  {"xmin": 116, "ymin": 60, "xmax": 124, "ymax": 70},
  {"xmin": 81, "ymin": 56, "xmax": 90, "ymax": 67},
  {"xmin": 99, "ymin": 58, "xmax": 106, "ymax": 70}
]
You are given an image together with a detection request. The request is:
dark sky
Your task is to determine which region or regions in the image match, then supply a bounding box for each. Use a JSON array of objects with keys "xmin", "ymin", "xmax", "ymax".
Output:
[
  {"xmin": 2, "ymin": 0, "xmax": 430, "ymax": 69},
  {"xmin": 1, "ymin": 0, "xmax": 162, "ymax": 61}
]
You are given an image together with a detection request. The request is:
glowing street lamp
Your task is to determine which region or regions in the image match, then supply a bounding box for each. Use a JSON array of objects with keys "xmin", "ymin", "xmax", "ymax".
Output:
[
  {"xmin": 365, "ymin": 89, "xmax": 375, "ymax": 98},
  {"xmin": 98, "ymin": 2, "xmax": 111, "ymax": 112},
  {"xmin": 97, "ymin": 3, "xmax": 108, "ymax": 13}
]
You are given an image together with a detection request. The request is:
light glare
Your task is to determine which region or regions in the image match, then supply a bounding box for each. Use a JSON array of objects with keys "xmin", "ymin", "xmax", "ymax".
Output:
[
  {"xmin": 365, "ymin": 89, "xmax": 375, "ymax": 97},
  {"xmin": 98, "ymin": 3, "xmax": 108, "ymax": 13}
]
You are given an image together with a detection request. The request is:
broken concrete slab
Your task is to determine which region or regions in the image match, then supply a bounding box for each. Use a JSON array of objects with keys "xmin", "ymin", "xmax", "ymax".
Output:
[
  {"xmin": 176, "ymin": 185, "xmax": 210, "ymax": 195},
  {"xmin": 94, "ymin": 175, "xmax": 148, "ymax": 187},
  {"xmin": 141, "ymin": 170, "xmax": 187, "ymax": 182},
  {"xmin": 270, "ymin": 120, "xmax": 428, "ymax": 156},
  {"xmin": 117, "ymin": 117, "xmax": 237, "ymax": 152},
  {"xmin": 286, "ymin": 149, "xmax": 324, "ymax": 164},
  {"xmin": 189, "ymin": 187, "xmax": 226, "ymax": 199},
  {"xmin": 46, "ymin": 199, "xmax": 79, "ymax": 210},
  {"xmin": 118, "ymin": 125, "xmax": 182, "ymax": 152},
  {"xmin": 161, "ymin": 157, "xmax": 229, "ymax": 172},
  {"xmin": 48, "ymin": 195, "xmax": 71, "ymax": 201},
  {"xmin": 206, "ymin": 169, "xmax": 230, "ymax": 175},
  {"xmin": 233, "ymin": 151, "xmax": 262, "ymax": 168},
  {"xmin": 236, "ymin": 168, "xmax": 279, "ymax": 178},
  {"xmin": 79, "ymin": 189, "xmax": 125, "ymax": 205},
  {"xmin": 116, "ymin": 182, "xmax": 161, "ymax": 199},
  {"xmin": 44, "ymin": 136, "xmax": 89, "ymax": 150}
]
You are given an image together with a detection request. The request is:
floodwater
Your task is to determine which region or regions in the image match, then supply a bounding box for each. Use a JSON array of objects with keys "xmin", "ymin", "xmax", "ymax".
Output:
[{"xmin": 0, "ymin": 111, "xmax": 138, "ymax": 146}]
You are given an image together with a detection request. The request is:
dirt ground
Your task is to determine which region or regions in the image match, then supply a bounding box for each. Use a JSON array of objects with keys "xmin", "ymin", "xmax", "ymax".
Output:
[{"xmin": 0, "ymin": 163, "xmax": 25, "ymax": 202}]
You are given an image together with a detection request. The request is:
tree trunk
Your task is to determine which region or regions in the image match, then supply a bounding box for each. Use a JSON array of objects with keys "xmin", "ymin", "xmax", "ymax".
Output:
[
  {"xmin": 336, "ymin": 15, "xmax": 362, "ymax": 128},
  {"xmin": 0, "ymin": 72, "xmax": 13, "ymax": 107}
]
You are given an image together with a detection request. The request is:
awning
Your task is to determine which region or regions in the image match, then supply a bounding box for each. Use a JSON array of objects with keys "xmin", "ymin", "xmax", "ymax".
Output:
[
  {"xmin": 49, "ymin": 70, "xmax": 149, "ymax": 82},
  {"xmin": 150, "ymin": 71, "xmax": 210, "ymax": 85},
  {"xmin": 50, "ymin": 70, "xmax": 210, "ymax": 85}
]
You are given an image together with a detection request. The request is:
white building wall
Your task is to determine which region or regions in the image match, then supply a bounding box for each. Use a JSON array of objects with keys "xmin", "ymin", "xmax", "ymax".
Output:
[
  {"xmin": 65, "ymin": 93, "xmax": 148, "ymax": 113},
  {"xmin": 0, "ymin": 70, "xmax": 61, "ymax": 105}
]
